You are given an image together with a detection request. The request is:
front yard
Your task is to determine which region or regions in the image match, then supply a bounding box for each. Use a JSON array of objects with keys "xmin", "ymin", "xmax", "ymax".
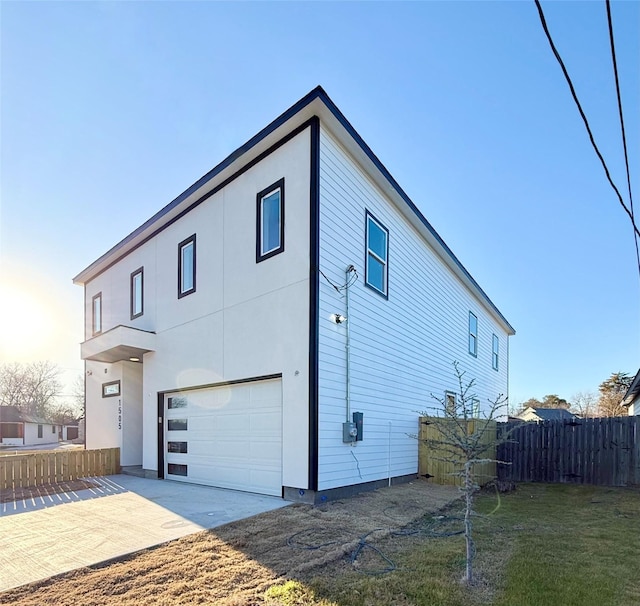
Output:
[{"xmin": 1, "ymin": 481, "xmax": 639, "ymax": 605}]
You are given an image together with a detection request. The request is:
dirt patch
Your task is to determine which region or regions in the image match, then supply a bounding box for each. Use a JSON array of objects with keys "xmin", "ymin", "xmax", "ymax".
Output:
[
  {"xmin": 0, "ymin": 480, "xmax": 459, "ymax": 606},
  {"xmin": 0, "ymin": 480, "xmax": 98, "ymax": 504}
]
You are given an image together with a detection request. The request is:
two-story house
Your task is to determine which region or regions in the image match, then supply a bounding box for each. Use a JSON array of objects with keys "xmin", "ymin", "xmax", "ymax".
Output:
[{"xmin": 74, "ymin": 87, "xmax": 515, "ymax": 502}]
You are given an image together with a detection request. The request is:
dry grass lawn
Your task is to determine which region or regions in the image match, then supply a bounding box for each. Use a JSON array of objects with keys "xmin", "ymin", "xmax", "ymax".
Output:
[{"xmin": 0, "ymin": 480, "xmax": 459, "ymax": 606}]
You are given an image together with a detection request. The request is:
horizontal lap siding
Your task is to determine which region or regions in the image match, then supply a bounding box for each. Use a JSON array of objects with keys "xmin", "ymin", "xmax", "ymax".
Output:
[{"xmin": 317, "ymin": 127, "xmax": 508, "ymax": 491}]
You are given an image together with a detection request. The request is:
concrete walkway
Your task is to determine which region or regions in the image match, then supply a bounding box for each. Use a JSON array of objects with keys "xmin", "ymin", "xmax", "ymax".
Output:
[{"xmin": 0, "ymin": 475, "xmax": 289, "ymax": 592}]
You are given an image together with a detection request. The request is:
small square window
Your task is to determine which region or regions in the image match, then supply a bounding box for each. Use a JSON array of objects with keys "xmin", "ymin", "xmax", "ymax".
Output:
[
  {"xmin": 168, "ymin": 441, "xmax": 188, "ymax": 454},
  {"xmin": 167, "ymin": 463, "xmax": 188, "ymax": 476},
  {"xmin": 92, "ymin": 292, "xmax": 102, "ymax": 336},
  {"xmin": 178, "ymin": 235, "xmax": 196, "ymax": 298},
  {"xmin": 468, "ymin": 312, "xmax": 478, "ymax": 357},
  {"xmin": 130, "ymin": 267, "xmax": 144, "ymax": 319},
  {"xmin": 256, "ymin": 178, "xmax": 285, "ymax": 262},
  {"xmin": 168, "ymin": 419, "xmax": 188, "ymax": 431},
  {"xmin": 365, "ymin": 212, "xmax": 389, "ymax": 297},
  {"xmin": 492, "ymin": 334, "xmax": 499, "ymax": 371}
]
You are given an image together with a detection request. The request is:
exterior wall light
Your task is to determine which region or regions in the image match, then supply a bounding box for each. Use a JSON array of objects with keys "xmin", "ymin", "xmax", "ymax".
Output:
[{"xmin": 331, "ymin": 314, "xmax": 347, "ymax": 324}]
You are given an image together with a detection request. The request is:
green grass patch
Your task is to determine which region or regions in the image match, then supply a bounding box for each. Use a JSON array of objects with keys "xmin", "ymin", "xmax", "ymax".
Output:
[{"xmin": 269, "ymin": 484, "xmax": 640, "ymax": 606}]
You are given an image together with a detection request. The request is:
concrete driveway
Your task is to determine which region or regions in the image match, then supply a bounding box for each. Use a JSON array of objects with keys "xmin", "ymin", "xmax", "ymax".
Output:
[{"xmin": 0, "ymin": 474, "xmax": 289, "ymax": 592}]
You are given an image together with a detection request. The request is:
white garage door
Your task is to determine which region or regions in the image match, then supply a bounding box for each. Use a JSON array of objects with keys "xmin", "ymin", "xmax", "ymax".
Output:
[{"xmin": 164, "ymin": 378, "xmax": 282, "ymax": 496}]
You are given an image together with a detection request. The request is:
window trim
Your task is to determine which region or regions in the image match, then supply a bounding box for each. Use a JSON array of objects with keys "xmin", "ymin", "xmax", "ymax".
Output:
[
  {"xmin": 256, "ymin": 178, "xmax": 285, "ymax": 263},
  {"xmin": 92, "ymin": 292, "xmax": 102, "ymax": 336},
  {"xmin": 130, "ymin": 267, "xmax": 144, "ymax": 320},
  {"xmin": 178, "ymin": 234, "xmax": 196, "ymax": 298},
  {"xmin": 492, "ymin": 334, "xmax": 499, "ymax": 371},
  {"xmin": 468, "ymin": 311, "xmax": 478, "ymax": 357},
  {"xmin": 102, "ymin": 380, "xmax": 121, "ymax": 398},
  {"xmin": 364, "ymin": 211, "xmax": 389, "ymax": 298}
]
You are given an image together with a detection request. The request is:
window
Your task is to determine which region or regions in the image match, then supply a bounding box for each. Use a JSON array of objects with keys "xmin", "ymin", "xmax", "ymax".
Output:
[
  {"xmin": 492, "ymin": 334, "xmax": 499, "ymax": 371},
  {"xmin": 445, "ymin": 392, "xmax": 457, "ymax": 416},
  {"xmin": 37, "ymin": 425, "xmax": 43, "ymax": 438},
  {"xmin": 130, "ymin": 267, "xmax": 144, "ymax": 319},
  {"xmin": 168, "ymin": 441, "xmax": 188, "ymax": 453},
  {"xmin": 468, "ymin": 312, "xmax": 478, "ymax": 357},
  {"xmin": 102, "ymin": 380, "xmax": 121, "ymax": 398},
  {"xmin": 167, "ymin": 463, "xmax": 188, "ymax": 476},
  {"xmin": 168, "ymin": 419, "xmax": 188, "ymax": 431},
  {"xmin": 167, "ymin": 397, "xmax": 187, "ymax": 409},
  {"xmin": 472, "ymin": 398, "xmax": 480, "ymax": 418},
  {"xmin": 256, "ymin": 178, "xmax": 285, "ymax": 262},
  {"xmin": 52, "ymin": 425, "xmax": 56, "ymax": 434},
  {"xmin": 365, "ymin": 212, "xmax": 389, "ymax": 296},
  {"xmin": 92, "ymin": 292, "xmax": 102, "ymax": 336},
  {"xmin": 178, "ymin": 235, "xmax": 196, "ymax": 298}
]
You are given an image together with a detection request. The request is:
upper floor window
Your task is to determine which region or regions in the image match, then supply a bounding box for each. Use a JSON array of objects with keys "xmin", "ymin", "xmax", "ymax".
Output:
[
  {"xmin": 468, "ymin": 312, "xmax": 478, "ymax": 357},
  {"xmin": 130, "ymin": 267, "xmax": 144, "ymax": 320},
  {"xmin": 178, "ymin": 235, "xmax": 196, "ymax": 298},
  {"xmin": 256, "ymin": 178, "xmax": 285, "ymax": 262},
  {"xmin": 92, "ymin": 292, "xmax": 102, "ymax": 336},
  {"xmin": 492, "ymin": 334, "xmax": 499, "ymax": 371},
  {"xmin": 365, "ymin": 212, "xmax": 389, "ymax": 297}
]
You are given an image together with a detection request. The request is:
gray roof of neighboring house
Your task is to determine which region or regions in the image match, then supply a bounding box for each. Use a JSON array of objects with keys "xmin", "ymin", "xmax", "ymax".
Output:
[
  {"xmin": 622, "ymin": 369, "xmax": 640, "ymax": 407},
  {"xmin": 0, "ymin": 405, "xmax": 51, "ymax": 425},
  {"xmin": 522, "ymin": 407, "xmax": 577, "ymax": 421}
]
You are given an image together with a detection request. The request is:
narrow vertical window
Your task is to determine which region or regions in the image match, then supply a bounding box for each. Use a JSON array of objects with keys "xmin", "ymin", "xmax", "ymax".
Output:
[
  {"xmin": 365, "ymin": 211, "xmax": 389, "ymax": 297},
  {"xmin": 445, "ymin": 392, "xmax": 457, "ymax": 416},
  {"xmin": 92, "ymin": 292, "xmax": 102, "ymax": 336},
  {"xmin": 37, "ymin": 425, "xmax": 43, "ymax": 438},
  {"xmin": 472, "ymin": 398, "xmax": 480, "ymax": 418},
  {"xmin": 178, "ymin": 235, "xmax": 196, "ymax": 298},
  {"xmin": 492, "ymin": 334, "xmax": 499, "ymax": 371},
  {"xmin": 468, "ymin": 312, "xmax": 478, "ymax": 357},
  {"xmin": 256, "ymin": 178, "xmax": 285, "ymax": 262},
  {"xmin": 130, "ymin": 267, "xmax": 144, "ymax": 319}
]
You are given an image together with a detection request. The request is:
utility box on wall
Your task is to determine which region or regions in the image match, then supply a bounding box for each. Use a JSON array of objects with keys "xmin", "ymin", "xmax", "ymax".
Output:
[
  {"xmin": 353, "ymin": 412, "xmax": 363, "ymax": 441},
  {"xmin": 342, "ymin": 422, "xmax": 357, "ymax": 443}
]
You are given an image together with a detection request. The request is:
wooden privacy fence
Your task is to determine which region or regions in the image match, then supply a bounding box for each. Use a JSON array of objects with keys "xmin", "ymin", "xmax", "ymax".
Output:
[
  {"xmin": 497, "ymin": 417, "xmax": 640, "ymax": 487},
  {"xmin": 418, "ymin": 416, "xmax": 497, "ymax": 487},
  {"xmin": 0, "ymin": 448, "xmax": 120, "ymax": 490}
]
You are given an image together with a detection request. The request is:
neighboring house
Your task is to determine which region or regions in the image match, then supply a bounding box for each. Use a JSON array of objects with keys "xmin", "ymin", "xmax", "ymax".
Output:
[
  {"xmin": 0, "ymin": 406, "xmax": 59, "ymax": 446},
  {"xmin": 73, "ymin": 87, "xmax": 515, "ymax": 502},
  {"xmin": 622, "ymin": 369, "xmax": 640, "ymax": 416},
  {"xmin": 518, "ymin": 407, "xmax": 578, "ymax": 422}
]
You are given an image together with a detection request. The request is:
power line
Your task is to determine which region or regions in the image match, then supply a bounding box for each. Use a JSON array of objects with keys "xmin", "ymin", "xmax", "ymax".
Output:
[
  {"xmin": 605, "ymin": 0, "xmax": 640, "ymax": 277},
  {"xmin": 533, "ymin": 0, "xmax": 640, "ymax": 253}
]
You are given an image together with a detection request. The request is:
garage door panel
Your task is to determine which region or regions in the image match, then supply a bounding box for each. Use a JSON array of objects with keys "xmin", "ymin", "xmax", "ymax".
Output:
[{"xmin": 165, "ymin": 378, "xmax": 282, "ymax": 496}]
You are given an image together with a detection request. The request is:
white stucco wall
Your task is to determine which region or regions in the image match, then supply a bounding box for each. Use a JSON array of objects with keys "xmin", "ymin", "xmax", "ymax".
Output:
[
  {"xmin": 83, "ymin": 127, "xmax": 311, "ymax": 488},
  {"xmin": 316, "ymin": 126, "xmax": 511, "ymax": 491}
]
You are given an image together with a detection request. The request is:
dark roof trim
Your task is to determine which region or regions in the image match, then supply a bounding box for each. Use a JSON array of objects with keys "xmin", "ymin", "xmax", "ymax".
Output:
[{"xmin": 73, "ymin": 86, "xmax": 514, "ymax": 334}]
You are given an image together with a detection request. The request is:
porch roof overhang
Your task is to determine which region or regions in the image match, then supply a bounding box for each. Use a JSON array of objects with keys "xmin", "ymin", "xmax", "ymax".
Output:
[{"xmin": 81, "ymin": 325, "xmax": 156, "ymax": 363}]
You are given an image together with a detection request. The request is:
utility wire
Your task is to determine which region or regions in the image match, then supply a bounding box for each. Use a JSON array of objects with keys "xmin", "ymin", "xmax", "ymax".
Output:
[
  {"xmin": 605, "ymin": 0, "xmax": 640, "ymax": 276},
  {"xmin": 534, "ymin": 0, "xmax": 640, "ymax": 249}
]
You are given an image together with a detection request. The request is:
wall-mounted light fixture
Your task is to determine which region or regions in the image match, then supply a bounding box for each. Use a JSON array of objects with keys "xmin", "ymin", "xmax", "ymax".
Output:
[{"xmin": 331, "ymin": 313, "xmax": 347, "ymax": 324}]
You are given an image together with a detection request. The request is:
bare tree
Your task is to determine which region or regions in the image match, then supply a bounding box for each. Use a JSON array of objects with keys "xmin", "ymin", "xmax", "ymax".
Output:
[
  {"xmin": 597, "ymin": 372, "xmax": 632, "ymax": 417},
  {"xmin": 0, "ymin": 361, "xmax": 62, "ymax": 418},
  {"xmin": 571, "ymin": 391, "xmax": 598, "ymax": 418},
  {"xmin": 420, "ymin": 362, "xmax": 509, "ymax": 585}
]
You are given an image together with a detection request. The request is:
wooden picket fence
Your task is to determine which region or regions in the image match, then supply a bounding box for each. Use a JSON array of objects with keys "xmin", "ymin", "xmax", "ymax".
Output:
[
  {"xmin": 418, "ymin": 416, "xmax": 497, "ymax": 487},
  {"xmin": 0, "ymin": 448, "xmax": 120, "ymax": 490},
  {"xmin": 497, "ymin": 417, "xmax": 640, "ymax": 486}
]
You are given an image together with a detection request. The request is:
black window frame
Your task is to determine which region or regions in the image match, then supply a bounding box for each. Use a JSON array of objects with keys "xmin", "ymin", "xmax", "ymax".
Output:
[
  {"xmin": 130, "ymin": 267, "xmax": 144, "ymax": 320},
  {"xmin": 92, "ymin": 292, "xmax": 102, "ymax": 336},
  {"xmin": 492, "ymin": 334, "xmax": 499, "ymax": 371},
  {"xmin": 178, "ymin": 234, "xmax": 196, "ymax": 299},
  {"xmin": 167, "ymin": 463, "xmax": 188, "ymax": 476},
  {"xmin": 364, "ymin": 211, "xmax": 389, "ymax": 298},
  {"xmin": 256, "ymin": 178, "xmax": 285, "ymax": 263},
  {"xmin": 102, "ymin": 380, "xmax": 121, "ymax": 398},
  {"xmin": 468, "ymin": 311, "xmax": 478, "ymax": 357}
]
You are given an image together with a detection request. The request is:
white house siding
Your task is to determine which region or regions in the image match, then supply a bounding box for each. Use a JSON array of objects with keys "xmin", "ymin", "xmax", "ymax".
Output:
[
  {"xmin": 83, "ymin": 127, "xmax": 311, "ymax": 489},
  {"xmin": 23, "ymin": 422, "xmax": 58, "ymax": 446},
  {"xmin": 316, "ymin": 126, "xmax": 510, "ymax": 491}
]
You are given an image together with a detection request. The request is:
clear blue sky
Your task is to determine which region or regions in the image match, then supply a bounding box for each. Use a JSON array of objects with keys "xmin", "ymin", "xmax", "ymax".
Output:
[{"xmin": 1, "ymin": 1, "xmax": 638, "ymax": 405}]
